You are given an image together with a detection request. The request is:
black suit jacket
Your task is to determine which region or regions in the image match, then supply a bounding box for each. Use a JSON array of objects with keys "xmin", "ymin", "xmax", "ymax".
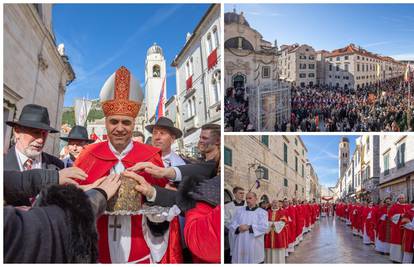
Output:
[
  {"xmin": 151, "ymin": 160, "xmax": 217, "ymax": 209},
  {"xmin": 4, "ymin": 146, "xmax": 64, "ymax": 206}
]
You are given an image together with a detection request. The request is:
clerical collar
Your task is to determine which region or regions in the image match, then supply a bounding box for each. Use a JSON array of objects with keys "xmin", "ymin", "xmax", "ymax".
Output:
[
  {"xmin": 108, "ymin": 140, "xmax": 133, "ymax": 160},
  {"xmin": 234, "ymin": 200, "xmax": 245, "ymax": 206},
  {"xmin": 246, "ymin": 206, "xmax": 258, "ymax": 211}
]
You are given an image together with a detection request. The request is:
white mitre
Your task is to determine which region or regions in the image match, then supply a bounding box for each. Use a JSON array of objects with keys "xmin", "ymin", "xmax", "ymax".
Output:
[{"xmin": 100, "ymin": 66, "xmax": 144, "ymax": 118}]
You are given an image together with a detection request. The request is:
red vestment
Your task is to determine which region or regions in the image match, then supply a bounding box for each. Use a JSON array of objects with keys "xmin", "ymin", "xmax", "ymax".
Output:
[
  {"xmin": 402, "ymin": 206, "xmax": 414, "ymax": 253},
  {"xmin": 286, "ymin": 206, "xmax": 297, "ymax": 245},
  {"xmin": 295, "ymin": 205, "xmax": 304, "ymax": 238},
  {"xmin": 75, "ymin": 141, "xmax": 182, "ymax": 263},
  {"xmin": 184, "ymin": 203, "xmax": 220, "ymax": 263},
  {"xmin": 377, "ymin": 205, "xmax": 391, "ymax": 242},
  {"xmin": 388, "ymin": 203, "xmax": 410, "ymax": 245},
  {"xmin": 264, "ymin": 208, "xmax": 288, "ymax": 249}
]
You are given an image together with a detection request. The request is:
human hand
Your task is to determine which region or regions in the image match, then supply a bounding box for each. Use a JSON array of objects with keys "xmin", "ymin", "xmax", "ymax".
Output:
[
  {"xmin": 79, "ymin": 176, "xmax": 106, "ymax": 191},
  {"xmin": 126, "ymin": 162, "xmax": 176, "ymax": 179},
  {"xmin": 58, "ymin": 167, "xmax": 87, "ymax": 185},
  {"xmin": 239, "ymin": 224, "xmax": 250, "ymax": 232},
  {"xmin": 95, "ymin": 174, "xmax": 121, "ymax": 200},
  {"xmin": 122, "ymin": 171, "xmax": 155, "ymax": 199}
]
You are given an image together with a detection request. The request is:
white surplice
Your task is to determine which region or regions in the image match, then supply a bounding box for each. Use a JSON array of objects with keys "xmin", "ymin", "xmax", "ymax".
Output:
[{"xmin": 229, "ymin": 206, "xmax": 268, "ymax": 263}]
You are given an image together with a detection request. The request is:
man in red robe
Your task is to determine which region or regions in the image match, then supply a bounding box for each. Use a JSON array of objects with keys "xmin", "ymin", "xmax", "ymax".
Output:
[
  {"xmin": 75, "ymin": 66, "xmax": 182, "ymax": 263},
  {"xmin": 265, "ymin": 200, "xmax": 288, "ymax": 263},
  {"xmin": 375, "ymin": 198, "xmax": 392, "ymax": 254},
  {"xmin": 362, "ymin": 201, "xmax": 375, "ymax": 244},
  {"xmin": 401, "ymin": 202, "xmax": 414, "ymax": 263},
  {"xmin": 283, "ymin": 199, "xmax": 296, "ymax": 254},
  {"xmin": 388, "ymin": 194, "xmax": 410, "ymax": 262}
]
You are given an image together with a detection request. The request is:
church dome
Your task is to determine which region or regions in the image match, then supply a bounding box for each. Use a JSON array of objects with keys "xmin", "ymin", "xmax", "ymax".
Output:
[
  {"xmin": 147, "ymin": 43, "xmax": 163, "ymax": 56},
  {"xmin": 224, "ymin": 10, "xmax": 250, "ymax": 27}
]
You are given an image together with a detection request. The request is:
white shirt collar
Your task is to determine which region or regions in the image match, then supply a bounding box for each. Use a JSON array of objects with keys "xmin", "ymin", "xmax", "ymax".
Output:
[
  {"xmin": 108, "ymin": 140, "xmax": 133, "ymax": 160},
  {"xmin": 15, "ymin": 146, "xmax": 42, "ymax": 171}
]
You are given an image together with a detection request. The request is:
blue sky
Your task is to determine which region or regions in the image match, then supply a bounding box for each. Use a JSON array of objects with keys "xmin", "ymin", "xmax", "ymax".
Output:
[
  {"xmin": 53, "ymin": 4, "xmax": 211, "ymax": 106},
  {"xmin": 301, "ymin": 135, "xmax": 359, "ymax": 188},
  {"xmin": 225, "ymin": 4, "xmax": 414, "ymax": 60}
]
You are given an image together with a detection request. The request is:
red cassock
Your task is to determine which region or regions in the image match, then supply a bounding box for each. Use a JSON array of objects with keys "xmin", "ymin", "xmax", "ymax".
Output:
[
  {"xmin": 184, "ymin": 203, "xmax": 220, "ymax": 263},
  {"xmin": 363, "ymin": 207, "xmax": 375, "ymax": 241},
  {"xmin": 351, "ymin": 205, "xmax": 359, "ymax": 230},
  {"xmin": 402, "ymin": 207, "xmax": 414, "ymax": 253},
  {"xmin": 377, "ymin": 206, "xmax": 391, "ymax": 243},
  {"xmin": 265, "ymin": 209, "xmax": 288, "ymax": 249},
  {"xmin": 295, "ymin": 205, "xmax": 304, "ymax": 238},
  {"xmin": 75, "ymin": 141, "xmax": 182, "ymax": 263},
  {"xmin": 388, "ymin": 203, "xmax": 410, "ymax": 245},
  {"xmin": 286, "ymin": 206, "xmax": 297, "ymax": 245}
]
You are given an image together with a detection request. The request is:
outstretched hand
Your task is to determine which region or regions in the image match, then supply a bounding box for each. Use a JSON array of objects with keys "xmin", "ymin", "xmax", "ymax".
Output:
[
  {"xmin": 122, "ymin": 170, "xmax": 156, "ymax": 199},
  {"xmin": 126, "ymin": 162, "xmax": 176, "ymax": 179}
]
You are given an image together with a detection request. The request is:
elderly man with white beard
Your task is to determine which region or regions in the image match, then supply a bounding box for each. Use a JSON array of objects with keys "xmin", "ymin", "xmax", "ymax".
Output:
[{"xmin": 4, "ymin": 104, "xmax": 88, "ymax": 207}]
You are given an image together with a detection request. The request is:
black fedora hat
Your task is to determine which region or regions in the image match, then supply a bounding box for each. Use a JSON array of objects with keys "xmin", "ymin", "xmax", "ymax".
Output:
[
  {"xmin": 145, "ymin": 117, "xmax": 183, "ymax": 139},
  {"xmin": 60, "ymin": 125, "xmax": 94, "ymax": 143},
  {"xmin": 6, "ymin": 104, "xmax": 59, "ymax": 133}
]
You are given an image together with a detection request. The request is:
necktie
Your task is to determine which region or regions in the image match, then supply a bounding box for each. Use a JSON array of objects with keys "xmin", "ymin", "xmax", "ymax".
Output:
[{"xmin": 24, "ymin": 159, "xmax": 33, "ymax": 170}]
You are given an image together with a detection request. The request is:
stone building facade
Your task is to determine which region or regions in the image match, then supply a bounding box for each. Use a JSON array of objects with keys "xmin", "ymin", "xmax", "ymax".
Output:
[
  {"xmin": 171, "ymin": 4, "xmax": 221, "ymax": 157},
  {"xmin": 379, "ymin": 135, "xmax": 414, "ymax": 202},
  {"xmin": 224, "ymin": 135, "xmax": 309, "ymax": 203},
  {"xmin": 4, "ymin": 4, "xmax": 75, "ymax": 155},
  {"xmin": 278, "ymin": 44, "xmax": 317, "ymax": 87}
]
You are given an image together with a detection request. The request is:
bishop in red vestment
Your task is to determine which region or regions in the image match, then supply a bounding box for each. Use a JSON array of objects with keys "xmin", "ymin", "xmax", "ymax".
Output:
[{"xmin": 75, "ymin": 66, "xmax": 182, "ymax": 263}]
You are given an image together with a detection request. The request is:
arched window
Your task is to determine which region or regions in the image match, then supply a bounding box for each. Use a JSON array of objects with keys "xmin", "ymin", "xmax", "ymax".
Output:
[
  {"xmin": 211, "ymin": 70, "xmax": 221, "ymax": 104},
  {"xmin": 206, "ymin": 33, "xmax": 213, "ymax": 54},
  {"xmin": 188, "ymin": 99, "xmax": 192, "ymax": 117},
  {"xmin": 224, "ymin": 37, "xmax": 254, "ymax": 51},
  {"xmin": 213, "ymin": 26, "xmax": 219, "ymax": 49},
  {"xmin": 192, "ymin": 96, "xmax": 196, "ymax": 115},
  {"xmin": 152, "ymin": 65, "xmax": 160, "ymax": 78}
]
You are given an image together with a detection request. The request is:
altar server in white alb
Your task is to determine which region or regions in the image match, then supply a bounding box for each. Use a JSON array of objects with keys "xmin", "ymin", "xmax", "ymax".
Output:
[{"xmin": 229, "ymin": 191, "xmax": 268, "ymax": 263}]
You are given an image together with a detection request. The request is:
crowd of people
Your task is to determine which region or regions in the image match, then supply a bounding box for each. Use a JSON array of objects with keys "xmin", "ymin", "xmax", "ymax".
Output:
[
  {"xmin": 336, "ymin": 194, "xmax": 414, "ymax": 263},
  {"xmin": 224, "ymin": 87, "xmax": 255, "ymax": 132},
  {"xmin": 224, "ymin": 76, "xmax": 414, "ymax": 132},
  {"xmin": 291, "ymin": 77, "xmax": 414, "ymax": 132},
  {"xmin": 224, "ymin": 186, "xmax": 321, "ymax": 263},
  {"xmin": 3, "ymin": 66, "xmax": 220, "ymax": 263}
]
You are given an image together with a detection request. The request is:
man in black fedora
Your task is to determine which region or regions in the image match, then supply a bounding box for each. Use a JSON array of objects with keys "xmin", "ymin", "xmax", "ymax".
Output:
[
  {"xmin": 60, "ymin": 125, "xmax": 94, "ymax": 168},
  {"xmin": 4, "ymin": 104, "xmax": 64, "ymax": 206}
]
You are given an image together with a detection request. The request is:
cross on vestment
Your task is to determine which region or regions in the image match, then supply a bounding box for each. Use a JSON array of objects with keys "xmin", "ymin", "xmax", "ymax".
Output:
[{"xmin": 109, "ymin": 216, "xmax": 122, "ymax": 241}]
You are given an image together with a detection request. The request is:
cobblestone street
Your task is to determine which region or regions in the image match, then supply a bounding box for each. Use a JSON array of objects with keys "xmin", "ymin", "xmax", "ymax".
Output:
[{"xmin": 286, "ymin": 216, "xmax": 393, "ymax": 263}]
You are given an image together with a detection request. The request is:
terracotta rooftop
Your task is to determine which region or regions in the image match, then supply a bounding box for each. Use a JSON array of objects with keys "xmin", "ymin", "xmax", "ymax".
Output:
[{"xmin": 326, "ymin": 43, "xmax": 403, "ymax": 65}]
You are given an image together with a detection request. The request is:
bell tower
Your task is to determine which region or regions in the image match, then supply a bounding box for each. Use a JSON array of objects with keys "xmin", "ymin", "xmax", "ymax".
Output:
[
  {"xmin": 145, "ymin": 42, "xmax": 166, "ymax": 123},
  {"xmin": 339, "ymin": 137, "xmax": 350, "ymax": 179}
]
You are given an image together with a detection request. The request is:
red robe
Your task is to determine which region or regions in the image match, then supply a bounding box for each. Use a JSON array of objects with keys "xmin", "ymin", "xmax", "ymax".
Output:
[
  {"xmin": 264, "ymin": 208, "xmax": 288, "ymax": 249},
  {"xmin": 184, "ymin": 203, "xmax": 220, "ymax": 263},
  {"xmin": 286, "ymin": 206, "xmax": 296, "ymax": 245},
  {"xmin": 377, "ymin": 205, "xmax": 391, "ymax": 243},
  {"xmin": 402, "ymin": 206, "xmax": 414, "ymax": 253},
  {"xmin": 363, "ymin": 207, "xmax": 375, "ymax": 241},
  {"xmin": 295, "ymin": 205, "xmax": 304, "ymax": 238},
  {"xmin": 75, "ymin": 141, "xmax": 182, "ymax": 263},
  {"xmin": 389, "ymin": 203, "xmax": 410, "ymax": 245}
]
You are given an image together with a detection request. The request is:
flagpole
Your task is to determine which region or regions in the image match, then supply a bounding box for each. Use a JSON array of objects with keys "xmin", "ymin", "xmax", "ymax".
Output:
[{"xmin": 248, "ymin": 179, "xmax": 259, "ymax": 193}]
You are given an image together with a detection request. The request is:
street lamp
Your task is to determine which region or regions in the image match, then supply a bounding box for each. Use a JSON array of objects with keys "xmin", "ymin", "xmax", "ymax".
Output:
[
  {"xmin": 255, "ymin": 165, "xmax": 265, "ymax": 180},
  {"xmin": 248, "ymin": 164, "xmax": 265, "ymax": 192}
]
